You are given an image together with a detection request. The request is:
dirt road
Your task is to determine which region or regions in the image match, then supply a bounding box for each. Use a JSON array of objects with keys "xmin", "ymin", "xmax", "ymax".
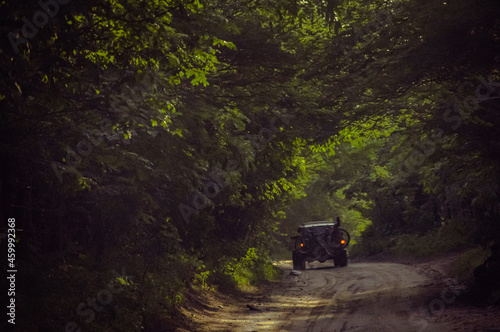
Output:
[
  {"xmin": 275, "ymin": 261, "xmax": 449, "ymax": 332},
  {"xmin": 187, "ymin": 260, "xmax": 500, "ymax": 332}
]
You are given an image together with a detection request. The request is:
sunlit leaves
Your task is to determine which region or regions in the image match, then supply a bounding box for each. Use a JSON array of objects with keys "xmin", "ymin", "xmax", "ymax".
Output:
[{"xmin": 213, "ymin": 37, "xmax": 237, "ymax": 50}]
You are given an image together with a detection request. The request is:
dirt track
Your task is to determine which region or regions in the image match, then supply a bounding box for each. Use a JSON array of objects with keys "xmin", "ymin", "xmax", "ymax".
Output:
[
  {"xmin": 276, "ymin": 261, "xmax": 449, "ymax": 332},
  {"xmin": 187, "ymin": 259, "xmax": 500, "ymax": 332}
]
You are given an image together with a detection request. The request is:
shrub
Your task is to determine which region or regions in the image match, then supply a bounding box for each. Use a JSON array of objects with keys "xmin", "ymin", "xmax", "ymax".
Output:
[
  {"xmin": 389, "ymin": 219, "xmax": 474, "ymax": 258},
  {"xmin": 447, "ymin": 246, "xmax": 488, "ymax": 282},
  {"xmin": 220, "ymin": 247, "xmax": 282, "ymax": 289}
]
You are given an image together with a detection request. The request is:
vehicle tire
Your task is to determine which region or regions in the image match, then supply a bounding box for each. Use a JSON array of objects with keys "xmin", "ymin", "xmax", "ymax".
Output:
[
  {"xmin": 293, "ymin": 250, "xmax": 306, "ymax": 270},
  {"xmin": 300, "ymin": 258, "xmax": 306, "ymax": 270},
  {"xmin": 333, "ymin": 256, "xmax": 339, "ymax": 266},
  {"xmin": 337, "ymin": 250, "xmax": 348, "ymax": 267}
]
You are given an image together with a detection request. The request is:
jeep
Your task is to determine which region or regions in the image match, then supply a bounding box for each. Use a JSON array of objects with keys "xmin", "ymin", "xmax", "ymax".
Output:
[{"xmin": 292, "ymin": 220, "xmax": 350, "ymax": 270}]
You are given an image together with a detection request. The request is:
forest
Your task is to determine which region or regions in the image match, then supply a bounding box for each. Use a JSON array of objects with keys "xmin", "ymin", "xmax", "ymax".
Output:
[{"xmin": 1, "ymin": 0, "xmax": 499, "ymax": 330}]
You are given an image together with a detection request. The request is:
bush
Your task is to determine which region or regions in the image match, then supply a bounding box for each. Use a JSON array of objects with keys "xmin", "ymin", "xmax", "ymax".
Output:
[
  {"xmin": 219, "ymin": 247, "xmax": 282, "ymax": 289},
  {"xmin": 349, "ymin": 224, "xmax": 393, "ymax": 257},
  {"xmin": 389, "ymin": 219, "xmax": 473, "ymax": 258},
  {"xmin": 447, "ymin": 246, "xmax": 488, "ymax": 282},
  {"xmin": 350, "ymin": 219, "xmax": 475, "ymax": 258}
]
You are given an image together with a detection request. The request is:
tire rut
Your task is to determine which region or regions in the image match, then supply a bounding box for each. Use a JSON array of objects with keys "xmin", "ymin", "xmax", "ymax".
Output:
[{"xmin": 276, "ymin": 262, "xmax": 451, "ymax": 332}]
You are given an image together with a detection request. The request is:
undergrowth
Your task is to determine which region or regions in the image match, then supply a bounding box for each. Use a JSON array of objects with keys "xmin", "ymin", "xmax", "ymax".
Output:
[
  {"xmin": 447, "ymin": 246, "xmax": 489, "ymax": 282},
  {"xmin": 350, "ymin": 219, "xmax": 475, "ymax": 259},
  {"xmin": 207, "ymin": 247, "xmax": 282, "ymax": 293}
]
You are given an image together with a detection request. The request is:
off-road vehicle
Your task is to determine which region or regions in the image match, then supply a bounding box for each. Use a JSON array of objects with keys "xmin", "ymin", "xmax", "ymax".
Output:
[{"xmin": 292, "ymin": 220, "xmax": 350, "ymax": 270}]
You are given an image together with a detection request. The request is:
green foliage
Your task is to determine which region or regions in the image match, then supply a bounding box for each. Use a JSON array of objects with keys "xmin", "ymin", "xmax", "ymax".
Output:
[
  {"xmin": 193, "ymin": 269, "xmax": 212, "ymax": 290},
  {"xmin": 366, "ymin": 219, "xmax": 473, "ymax": 258},
  {"xmin": 349, "ymin": 224, "xmax": 393, "ymax": 257},
  {"xmin": 221, "ymin": 248, "xmax": 282, "ymax": 288},
  {"xmin": 350, "ymin": 219, "xmax": 476, "ymax": 258}
]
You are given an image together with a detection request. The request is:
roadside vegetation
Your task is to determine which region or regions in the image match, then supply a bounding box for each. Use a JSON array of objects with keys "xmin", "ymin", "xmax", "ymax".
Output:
[{"xmin": 1, "ymin": 0, "xmax": 499, "ymax": 330}]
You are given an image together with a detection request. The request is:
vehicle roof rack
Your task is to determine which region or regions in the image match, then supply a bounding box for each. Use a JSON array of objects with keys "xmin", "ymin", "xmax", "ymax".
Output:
[{"xmin": 299, "ymin": 221, "xmax": 337, "ymax": 228}]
